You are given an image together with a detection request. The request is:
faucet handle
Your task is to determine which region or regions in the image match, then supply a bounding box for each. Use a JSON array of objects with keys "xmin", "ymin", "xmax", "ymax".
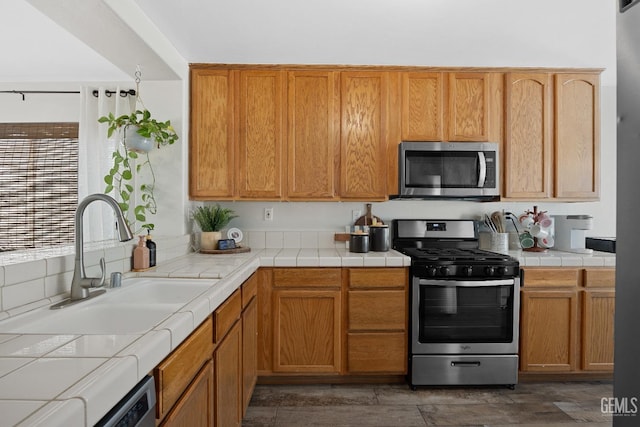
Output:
[{"xmin": 87, "ymin": 258, "xmax": 106, "ymax": 288}]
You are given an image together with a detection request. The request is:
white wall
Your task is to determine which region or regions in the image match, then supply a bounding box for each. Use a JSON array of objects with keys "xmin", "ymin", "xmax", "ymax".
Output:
[{"xmin": 0, "ymin": 80, "xmax": 187, "ymax": 239}]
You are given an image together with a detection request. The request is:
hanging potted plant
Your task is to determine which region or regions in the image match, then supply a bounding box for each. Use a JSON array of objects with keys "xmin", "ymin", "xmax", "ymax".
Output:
[
  {"xmin": 98, "ymin": 109, "xmax": 179, "ymax": 233},
  {"xmin": 192, "ymin": 205, "xmax": 238, "ymax": 250},
  {"xmin": 98, "ymin": 109, "xmax": 178, "ymax": 153}
]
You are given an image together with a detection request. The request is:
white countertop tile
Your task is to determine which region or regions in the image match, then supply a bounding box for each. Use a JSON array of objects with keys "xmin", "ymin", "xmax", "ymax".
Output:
[
  {"xmin": 0, "ymin": 357, "xmax": 35, "ymax": 377},
  {"xmin": 19, "ymin": 399, "xmax": 85, "ymax": 427},
  {"xmin": 44, "ymin": 335, "xmax": 140, "ymax": 358},
  {"xmin": 57, "ymin": 357, "xmax": 138, "ymax": 426},
  {"xmin": 0, "ymin": 400, "xmax": 48, "ymax": 427},
  {"xmin": 154, "ymin": 312, "xmax": 194, "ymax": 350},
  {"xmin": 0, "ymin": 357, "xmax": 107, "ymax": 400},
  {"xmin": 0, "ymin": 334, "xmax": 77, "ymax": 357},
  {"xmin": 117, "ymin": 330, "xmax": 171, "ymax": 377}
]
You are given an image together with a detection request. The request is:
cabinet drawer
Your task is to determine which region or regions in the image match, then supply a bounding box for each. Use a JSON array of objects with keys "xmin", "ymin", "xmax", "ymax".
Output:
[
  {"xmin": 214, "ymin": 289, "xmax": 242, "ymax": 343},
  {"xmin": 347, "ymin": 332, "xmax": 406, "ymax": 373},
  {"xmin": 583, "ymin": 268, "xmax": 615, "ymax": 288},
  {"xmin": 348, "ymin": 268, "xmax": 407, "ymax": 289},
  {"xmin": 522, "ymin": 268, "xmax": 580, "ymax": 288},
  {"xmin": 242, "ymin": 273, "xmax": 258, "ymax": 307},
  {"xmin": 155, "ymin": 317, "xmax": 213, "ymax": 420},
  {"xmin": 348, "ymin": 290, "xmax": 406, "ymax": 331},
  {"xmin": 273, "ymin": 268, "xmax": 341, "ymax": 288}
]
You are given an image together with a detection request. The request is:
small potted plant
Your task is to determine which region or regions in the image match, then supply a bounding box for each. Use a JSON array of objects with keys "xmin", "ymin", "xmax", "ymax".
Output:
[{"xmin": 192, "ymin": 204, "xmax": 238, "ymax": 250}]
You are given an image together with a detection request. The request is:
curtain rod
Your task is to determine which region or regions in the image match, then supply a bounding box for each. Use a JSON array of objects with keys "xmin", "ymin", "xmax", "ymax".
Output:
[{"xmin": 0, "ymin": 89, "xmax": 136, "ymax": 101}]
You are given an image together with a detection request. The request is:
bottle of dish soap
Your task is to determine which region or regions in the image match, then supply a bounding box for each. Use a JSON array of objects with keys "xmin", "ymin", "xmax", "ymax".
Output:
[
  {"xmin": 146, "ymin": 231, "xmax": 156, "ymax": 267},
  {"xmin": 133, "ymin": 235, "xmax": 150, "ymax": 270}
]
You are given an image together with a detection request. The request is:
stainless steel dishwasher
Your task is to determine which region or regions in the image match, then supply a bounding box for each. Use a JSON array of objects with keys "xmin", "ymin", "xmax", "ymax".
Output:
[{"xmin": 95, "ymin": 375, "xmax": 156, "ymax": 427}]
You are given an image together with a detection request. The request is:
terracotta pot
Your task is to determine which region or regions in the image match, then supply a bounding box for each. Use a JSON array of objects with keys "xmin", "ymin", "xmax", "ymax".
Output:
[{"xmin": 200, "ymin": 231, "xmax": 222, "ymax": 251}]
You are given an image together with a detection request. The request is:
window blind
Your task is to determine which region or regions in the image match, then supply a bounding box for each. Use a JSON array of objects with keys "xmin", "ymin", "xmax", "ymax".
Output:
[{"xmin": 0, "ymin": 123, "xmax": 78, "ymax": 251}]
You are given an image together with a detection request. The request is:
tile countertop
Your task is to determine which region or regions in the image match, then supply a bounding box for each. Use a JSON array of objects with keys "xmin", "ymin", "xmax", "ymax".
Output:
[
  {"xmin": 0, "ymin": 247, "xmax": 614, "ymax": 426},
  {"xmin": 0, "ymin": 248, "xmax": 410, "ymax": 427}
]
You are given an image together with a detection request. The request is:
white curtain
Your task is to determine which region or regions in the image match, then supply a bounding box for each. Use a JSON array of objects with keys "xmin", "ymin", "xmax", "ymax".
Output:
[{"xmin": 78, "ymin": 86, "xmax": 134, "ymax": 242}]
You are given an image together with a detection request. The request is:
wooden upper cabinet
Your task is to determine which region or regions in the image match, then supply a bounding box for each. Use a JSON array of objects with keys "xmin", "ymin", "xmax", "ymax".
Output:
[
  {"xmin": 554, "ymin": 73, "xmax": 600, "ymax": 199},
  {"xmin": 237, "ymin": 70, "xmax": 285, "ymax": 199},
  {"xmin": 189, "ymin": 69, "xmax": 235, "ymax": 199},
  {"xmin": 504, "ymin": 73, "xmax": 553, "ymax": 198},
  {"xmin": 287, "ymin": 71, "xmax": 340, "ymax": 200},
  {"xmin": 448, "ymin": 73, "xmax": 490, "ymax": 141},
  {"xmin": 401, "ymin": 72, "xmax": 445, "ymax": 141},
  {"xmin": 340, "ymin": 72, "xmax": 389, "ymax": 200}
]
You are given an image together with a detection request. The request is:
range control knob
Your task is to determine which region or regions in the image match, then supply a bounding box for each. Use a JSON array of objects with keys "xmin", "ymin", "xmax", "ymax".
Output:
[
  {"xmin": 427, "ymin": 266, "xmax": 438, "ymax": 277},
  {"xmin": 439, "ymin": 266, "xmax": 451, "ymax": 276},
  {"xmin": 497, "ymin": 266, "xmax": 508, "ymax": 276},
  {"xmin": 485, "ymin": 266, "xmax": 496, "ymax": 276},
  {"xmin": 462, "ymin": 266, "xmax": 473, "ymax": 276}
]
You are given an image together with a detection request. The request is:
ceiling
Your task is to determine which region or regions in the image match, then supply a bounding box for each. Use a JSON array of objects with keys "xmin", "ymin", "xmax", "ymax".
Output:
[{"xmin": 0, "ymin": 0, "xmax": 613, "ymax": 84}]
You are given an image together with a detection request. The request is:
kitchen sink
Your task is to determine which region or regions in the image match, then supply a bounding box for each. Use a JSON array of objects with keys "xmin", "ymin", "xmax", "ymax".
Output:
[{"xmin": 0, "ymin": 277, "xmax": 216, "ymax": 335}]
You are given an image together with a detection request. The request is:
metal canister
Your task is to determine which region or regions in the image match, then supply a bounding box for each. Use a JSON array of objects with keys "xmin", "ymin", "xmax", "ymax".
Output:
[
  {"xmin": 369, "ymin": 224, "xmax": 390, "ymax": 252},
  {"xmin": 349, "ymin": 232, "xmax": 370, "ymax": 253}
]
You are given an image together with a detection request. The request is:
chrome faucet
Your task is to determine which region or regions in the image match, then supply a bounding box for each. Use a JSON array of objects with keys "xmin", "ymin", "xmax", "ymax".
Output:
[{"xmin": 51, "ymin": 194, "xmax": 133, "ymax": 309}]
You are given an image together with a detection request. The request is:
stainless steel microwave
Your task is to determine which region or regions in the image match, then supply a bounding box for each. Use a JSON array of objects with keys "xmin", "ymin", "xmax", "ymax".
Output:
[{"xmin": 397, "ymin": 142, "xmax": 500, "ymax": 200}]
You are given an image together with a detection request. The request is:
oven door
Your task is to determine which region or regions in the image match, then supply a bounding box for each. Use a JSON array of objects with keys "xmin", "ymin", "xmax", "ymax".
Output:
[{"xmin": 411, "ymin": 276, "xmax": 520, "ymax": 355}]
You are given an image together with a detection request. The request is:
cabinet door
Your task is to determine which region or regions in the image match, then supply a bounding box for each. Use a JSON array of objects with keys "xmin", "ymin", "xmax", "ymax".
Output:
[
  {"xmin": 214, "ymin": 320, "xmax": 242, "ymax": 427},
  {"xmin": 504, "ymin": 73, "xmax": 553, "ymax": 198},
  {"xmin": 242, "ymin": 297, "xmax": 258, "ymax": 415},
  {"xmin": 582, "ymin": 289, "xmax": 615, "ymax": 371},
  {"xmin": 161, "ymin": 360, "xmax": 214, "ymax": 427},
  {"xmin": 554, "ymin": 73, "xmax": 600, "ymax": 199},
  {"xmin": 340, "ymin": 72, "xmax": 389, "ymax": 200},
  {"xmin": 189, "ymin": 69, "xmax": 235, "ymax": 199},
  {"xmin": 287, "ymin": 71, "xmax": 340, "ymax": 200},
  {"xmin": 237, "ymin": 70, "xmax": 285, "ymax": 199},
  {"xmin": 448, "ymin": 73, "xmax": 490, "ymax": 141},
  {"xmin": 273, "ymin": 289, "xmax": 341, "ymax": 373},
  {"xmin": 401, "ymin": 72, "xmax": 445, "ymax": 141},
  {"xmin": 520, "ymin": 289, "xmax": 578, "ymax": 372}
]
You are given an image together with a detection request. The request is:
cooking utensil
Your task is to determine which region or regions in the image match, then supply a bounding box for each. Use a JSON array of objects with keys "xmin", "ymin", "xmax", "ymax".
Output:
[
  {"xmin": 491, "ymin": 211, "xmax": 506, "ymax": 233},
  {"xmin": 354, "ymin": 203, "xmax": 383, "ymax": 226}
]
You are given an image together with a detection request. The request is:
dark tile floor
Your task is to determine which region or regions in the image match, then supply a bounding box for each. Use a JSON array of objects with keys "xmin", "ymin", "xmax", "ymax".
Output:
[{"xmin": 243, "ymin": 381, "xmax": 613, "ymax": 426}]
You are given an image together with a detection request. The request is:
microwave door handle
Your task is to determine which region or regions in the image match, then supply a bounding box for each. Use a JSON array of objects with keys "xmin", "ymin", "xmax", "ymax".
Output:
[{"xmin": 477, "ymin": 152, "xmax": 487, "ymax": 188}]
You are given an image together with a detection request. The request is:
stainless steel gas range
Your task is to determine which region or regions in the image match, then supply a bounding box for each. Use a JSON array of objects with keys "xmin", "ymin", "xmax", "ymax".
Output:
[{"xmin": 392, "ymin": 219, "xmax": 521, "ymax": 389}]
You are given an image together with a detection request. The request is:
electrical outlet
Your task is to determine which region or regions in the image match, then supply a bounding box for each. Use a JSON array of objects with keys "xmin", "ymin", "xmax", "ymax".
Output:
[
  {"xmin": 352, "ymin": 210, "xmax": 362, "ymax": 222},
  {"xmin": 264, "ymin": 207, "xmax": 274, "ymax": 221}
]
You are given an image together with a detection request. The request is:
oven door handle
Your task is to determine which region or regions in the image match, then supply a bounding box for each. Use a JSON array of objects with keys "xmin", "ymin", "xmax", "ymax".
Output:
[{"xmin": 418, "ymin": 279, "xmax": 514, "ymax": 287}]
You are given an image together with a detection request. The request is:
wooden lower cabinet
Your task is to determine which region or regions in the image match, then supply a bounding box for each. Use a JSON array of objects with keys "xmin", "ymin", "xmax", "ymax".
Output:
[
  {"xmin": 214, "ymin": 319, "xmax": 242, "ymax": 427},
  {"xmin": 520, "ymin": 267, "xmax": 615, "ymax": 375},
  {"xmin": 155, "ymin": 317, "xmax": 214, "ymax": 422},
  {"xmin": 161, "ymin": 360, "xmax": 214, "ymax": 427},
  {"xmin": 258, "ymin": 267, "xmax": 408, "ymax": 377},
  {"xmin": 520, "ymin": 289, "xmax": 578, "ymax": 372},
  {"xmin": 346, "ymin": 268, "xmax": 408, "ymax": 374},
  {"xmin": 242, "ymin": 296, "xmax": 258, "ymax": 414},
  {"xmin": 273, "ymin": 288, "xmax": 342, "ymax": 373}
]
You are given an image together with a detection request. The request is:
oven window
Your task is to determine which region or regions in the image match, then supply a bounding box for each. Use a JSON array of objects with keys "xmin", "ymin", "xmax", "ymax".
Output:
[
  {"xmin": 418, "ymin": 284, "xmax": 514, "ymax": 343},
  {"xmin": 406, "ymin": 151, "xmax": 479, "ymax": 189}
]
